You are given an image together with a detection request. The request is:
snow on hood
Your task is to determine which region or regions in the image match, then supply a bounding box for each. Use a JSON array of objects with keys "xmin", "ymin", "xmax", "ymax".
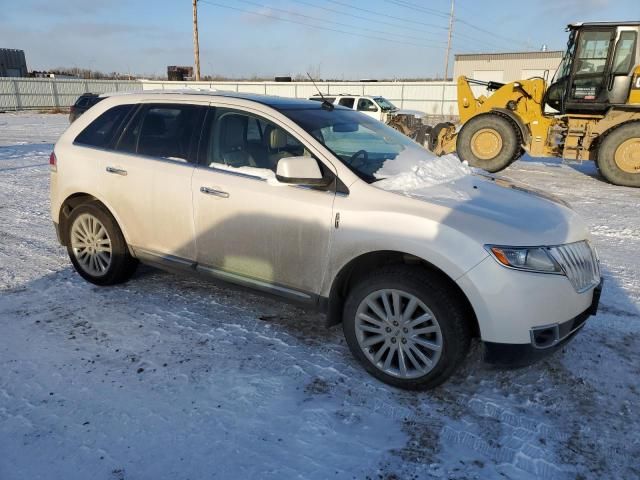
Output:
[{"xmin": 373, "ymin": 152, "xmax": 472, "ymax": 192}]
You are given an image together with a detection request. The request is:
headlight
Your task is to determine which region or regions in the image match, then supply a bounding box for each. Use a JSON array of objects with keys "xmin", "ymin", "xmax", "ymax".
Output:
[{"xmin": 485, "ymin": 245, "xmax": 562, "ymax": 274}]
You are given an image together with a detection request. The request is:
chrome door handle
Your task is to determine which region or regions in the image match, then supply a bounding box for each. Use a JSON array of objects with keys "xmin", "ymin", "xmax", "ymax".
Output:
[
  {"xmin": 200, "ymin": 186, "xmax": 229, "ymax": 198},
  {"xmin": 106, "ymin": 166, "xmax": 127, "ymax": 176}
]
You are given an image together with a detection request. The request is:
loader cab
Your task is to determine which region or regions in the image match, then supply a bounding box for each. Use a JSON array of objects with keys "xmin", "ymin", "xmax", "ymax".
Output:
[{"xmin": 544, "ymin": 22, "xmax": 640, "ymax": 114}]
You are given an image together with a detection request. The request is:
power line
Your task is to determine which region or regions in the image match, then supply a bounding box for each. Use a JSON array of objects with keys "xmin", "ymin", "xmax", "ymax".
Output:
[
  {"xmin": 235, "ymin": 0, "xmax": 447, "ymax": 44},
  {"xmin": 291, "ymin": 0, "xmax": 445, "ymax": 37},
  {"xmin": 323, "ymin": 0, "xmax": 448, "ymax": 30},
  {"xmin": 199, "ymin": 1, "xmax": 446, "ymax": 49},
  {"xmin": 385, "ymin": 0, "xmax": 532, "ymax": 49},
  {"xmin": 386, "ymin": 0, "xmax": 450, "ymax": 19}
]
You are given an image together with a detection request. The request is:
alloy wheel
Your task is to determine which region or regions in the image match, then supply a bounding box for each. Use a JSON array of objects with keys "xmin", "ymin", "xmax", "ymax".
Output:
[{"xmin": 355, "ymin": 289, "xmax": 443, "ymax": 379}]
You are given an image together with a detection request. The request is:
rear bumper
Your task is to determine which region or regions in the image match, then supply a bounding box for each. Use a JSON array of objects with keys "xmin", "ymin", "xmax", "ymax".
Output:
[{"xmin": 484, "ymin": 279, "xmax": 602, "ymax": 368}]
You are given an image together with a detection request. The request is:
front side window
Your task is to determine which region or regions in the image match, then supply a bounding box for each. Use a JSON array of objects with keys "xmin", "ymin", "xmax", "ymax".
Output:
[
  {"xmin": 575, "ymin": 30, "xmax": 612, "ymax": 75},
  {"xmin": 200, "ymin": 108, "xmax": 313, "ymax": 174},
  {"xmin": 115, "ymin": 104, "xmax": 205, "ymax": 162},
  {"xmin": 74, "ymin": 104, "xmax": 134, "ymax": 148},
  {"xmin": 357, "ymin": 98, "xmax": 378, "ymax": 112}
]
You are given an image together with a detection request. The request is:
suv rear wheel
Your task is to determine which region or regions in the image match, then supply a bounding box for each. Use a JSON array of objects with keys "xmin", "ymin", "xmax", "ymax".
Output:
[
  {"xmin": 342, "ymin": 266, "xmax": 470, "ymax": 390},
  {"xmin": 66, "ymin": 202, "xmax": 138, "ymax": 285}
]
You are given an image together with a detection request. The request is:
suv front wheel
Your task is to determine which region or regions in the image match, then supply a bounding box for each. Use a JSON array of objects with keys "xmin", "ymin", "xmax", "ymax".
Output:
[
  {"xmin": 343, "ymin": 266, "xmax": 470, "ymax": 390},
  {"xmin": 66, "ymin": 202, "xmax": 138, "ymax": 285}
]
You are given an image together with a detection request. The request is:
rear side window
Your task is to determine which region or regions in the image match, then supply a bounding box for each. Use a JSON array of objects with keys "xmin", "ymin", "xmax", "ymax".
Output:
[
  {"xmin": 115, "ymin": 104, "xmax": 205, "ymax": 162},
  {"xmin": 74, "ymin": 104, "xmax": 134, "ymax": 148},
  {"xmin": 338, "ymin": 97, "xmax": 355, "ymax": 108}
]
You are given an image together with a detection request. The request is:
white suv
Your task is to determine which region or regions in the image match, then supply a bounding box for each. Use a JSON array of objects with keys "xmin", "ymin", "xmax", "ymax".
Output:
[{"xmin": 50, "ymin": 91, "xmax": 602, "ymax": 389}]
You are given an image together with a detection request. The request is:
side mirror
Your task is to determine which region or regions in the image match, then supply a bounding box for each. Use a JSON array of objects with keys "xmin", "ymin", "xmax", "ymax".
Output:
[{"xmin": 276, "ymin": 156, "xmax": 331, "ymax": 186}]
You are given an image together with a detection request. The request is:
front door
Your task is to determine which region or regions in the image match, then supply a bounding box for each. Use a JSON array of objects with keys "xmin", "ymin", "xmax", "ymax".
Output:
[
  {"xmin": 565, "ymin": 28, "xmax": 615, "ymax": 112},
  {"xmin": 357, "ymin": 97, "xmax": 382, "ymax": 121},
  {"xmin": 192, "ymin": 107, "xmax": 336, "ymax": 298}
]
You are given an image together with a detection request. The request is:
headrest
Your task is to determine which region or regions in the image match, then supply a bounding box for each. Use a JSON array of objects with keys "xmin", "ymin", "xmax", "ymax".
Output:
[
  {"xmin": 221, "ymin": 115, "xmax": 246, "ymax": 149},
  {"xmin": 263, "ymin": 125, "xmax": 287, "ymax": 150},
  {"xmin": 266, "ymin": 126, "xmax": 287, "ymax": 150}
]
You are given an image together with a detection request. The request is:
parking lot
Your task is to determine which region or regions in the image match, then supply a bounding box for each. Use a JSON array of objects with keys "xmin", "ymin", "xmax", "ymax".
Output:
[{"xmin": 1, "ymin": 112, "xmax": 639, "ymax": 479}]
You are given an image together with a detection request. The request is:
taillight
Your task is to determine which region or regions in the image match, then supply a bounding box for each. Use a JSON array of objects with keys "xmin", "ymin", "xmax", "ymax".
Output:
[{"xmin": 49, "ymin": 151, "xmax": 57, "ymax": 172}]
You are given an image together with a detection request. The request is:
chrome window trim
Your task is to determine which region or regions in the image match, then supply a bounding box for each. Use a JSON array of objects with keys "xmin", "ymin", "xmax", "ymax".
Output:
[{"xmin": 72, "ymin": 142, "xmax": 196, "ymax": 168}]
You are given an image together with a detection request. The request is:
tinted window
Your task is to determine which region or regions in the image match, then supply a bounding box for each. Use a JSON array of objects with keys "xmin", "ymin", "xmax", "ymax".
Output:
[
  {"xmin": 338, "ymin": 98, "xmax": 355, "ymax": 108},
  {"xmin": 201, "ymin": 108, "xmax": 310, "ymax": 172},
  {"xmin": 75, "ymin": 104, "xmax": 134, "ymax": 148},
  {"xmin": 115, "ymin": 104, "xmax": 205, "ymax": 162}
]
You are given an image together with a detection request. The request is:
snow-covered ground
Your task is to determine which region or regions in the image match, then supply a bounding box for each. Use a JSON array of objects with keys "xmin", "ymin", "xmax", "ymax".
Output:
[{"xmin": 1, "ymin": 112, "xmax": 639, "ymax": 480}]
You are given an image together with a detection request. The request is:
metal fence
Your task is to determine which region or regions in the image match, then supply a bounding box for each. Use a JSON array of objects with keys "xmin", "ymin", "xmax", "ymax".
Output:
[
  {"xmin": 141, "ymin": 80, "xmax": 459, "ymax": 117},
  {"xmin": 0, "ymin": 78, "xmax": 141, "ymax": 111},
  {"xmin": 0, "ymin": 78, "xmax": 459, "ymax": 118}
]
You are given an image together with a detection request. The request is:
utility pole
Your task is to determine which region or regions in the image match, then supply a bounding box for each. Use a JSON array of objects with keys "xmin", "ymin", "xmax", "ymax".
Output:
[
  {"xmin": 192, "ymin": 0, "xmax": 201, "ymax": 81},
  {"xmin": 443, "ymin": 0, "xmax": 455, "ymax": 81},
  {"xmin": 440, "ymin": 0, "xmax": 454, "ymax": 117}
]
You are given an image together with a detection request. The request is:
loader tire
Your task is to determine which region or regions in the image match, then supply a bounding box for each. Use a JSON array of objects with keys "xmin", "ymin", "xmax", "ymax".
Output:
[
  {"xmin": 596, "ymin": 123, "xmax": 640, "ymax": 187},
  {"xmin": 456, "ymin": 114, "xmax": 520, "ymax": 173},
  {"xmin": 428, "ymin": 122, "xmax": 454, "ymax": 152}
]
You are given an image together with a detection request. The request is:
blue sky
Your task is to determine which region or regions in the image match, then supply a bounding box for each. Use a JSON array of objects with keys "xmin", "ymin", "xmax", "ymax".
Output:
[{"xmin": 1, "ymin": 0, "xmax": 633, "ymax": 78}]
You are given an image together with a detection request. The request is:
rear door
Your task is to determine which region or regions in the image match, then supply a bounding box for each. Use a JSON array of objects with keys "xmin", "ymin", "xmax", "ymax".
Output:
[{"xmin": 102, "ymin": 102, "xmax": 206, "ymax": 261}]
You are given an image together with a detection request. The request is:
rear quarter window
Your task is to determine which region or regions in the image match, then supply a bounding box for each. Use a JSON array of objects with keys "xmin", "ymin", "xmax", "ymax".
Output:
[{"xmin": 74, "ymin": 104, "xmax": 134, "ymax": 148}]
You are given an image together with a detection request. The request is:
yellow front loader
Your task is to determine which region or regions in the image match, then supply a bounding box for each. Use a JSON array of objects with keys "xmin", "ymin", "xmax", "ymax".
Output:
[{"xmin": 428, "ymin": 21, "xmax": 640, "ymax": 187}]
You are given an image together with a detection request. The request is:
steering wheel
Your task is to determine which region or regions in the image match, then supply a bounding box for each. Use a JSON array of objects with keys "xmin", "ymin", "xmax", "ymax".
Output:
[{"xmin": 349, "ymin": 149, "xmax": 369, "ymax": 168}]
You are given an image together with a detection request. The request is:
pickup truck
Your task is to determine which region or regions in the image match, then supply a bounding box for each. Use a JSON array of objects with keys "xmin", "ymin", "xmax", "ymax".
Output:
[{"xmin": 308, "ymin": 94, "xmax": 429, "ymax": 143}]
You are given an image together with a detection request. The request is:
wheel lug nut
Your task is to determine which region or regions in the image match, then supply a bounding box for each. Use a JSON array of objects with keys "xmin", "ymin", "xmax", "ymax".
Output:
[
  {"xmin": 386, "ymin": 327, "xmax": 392, "ymax": 333},
  {"xmin": 401, "ymin": 338, "xmax": 407, "ymax": 344},
  {"xmin": 403, "ymin": 328, "xmax": 408, "ymax": 333},
  {"xmin": 393, "ymin": 321, "xmax": 399, "ymax": 326},
  {"xmin": 391, "ymin": 337, "xmax": 397, "ymax": 343}
]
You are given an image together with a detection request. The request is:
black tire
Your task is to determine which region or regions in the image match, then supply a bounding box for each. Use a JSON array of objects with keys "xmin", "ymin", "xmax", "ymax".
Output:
[
  {"xmin": 428, "ymin": 122, "xmax": 454, "ymax": 152},
  {"xmin": 65, "ymin": 202, "xmax": 138, "ymax": 286},
  {"xmin": 342, "ymin": 266, "xmax": 471, "ymax": 390},
  {"xmin": 596, "ymin": 122, "xmax": 640, "ymax": 187},
  {"xmin": 456, "ymin": 114, "xmax": 521, "ymax": 172}
]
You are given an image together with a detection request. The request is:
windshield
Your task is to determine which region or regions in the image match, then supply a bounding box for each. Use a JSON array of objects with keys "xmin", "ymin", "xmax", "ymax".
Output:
[
  {"xmin": 281, "ymin": 108, "xmax": 453, "ymax": 184},
  {"xmin": 374, "ymin": 97, "xmax": 397, "ymax": 111}
]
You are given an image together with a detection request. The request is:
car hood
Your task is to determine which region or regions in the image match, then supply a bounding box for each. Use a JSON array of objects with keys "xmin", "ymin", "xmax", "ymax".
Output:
[
  {"xmin": 391, "ymin": 109, "xmax": 426, "ymax": 118},
  {"xmin": 380, "ymin": 173, "xmax": 589, "ymax": 246}
]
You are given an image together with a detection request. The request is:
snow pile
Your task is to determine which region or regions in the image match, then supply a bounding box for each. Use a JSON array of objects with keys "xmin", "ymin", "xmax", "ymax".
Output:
[{"xmin": 374, "ymin": 153, "xmax": 471, "ymax": 191}]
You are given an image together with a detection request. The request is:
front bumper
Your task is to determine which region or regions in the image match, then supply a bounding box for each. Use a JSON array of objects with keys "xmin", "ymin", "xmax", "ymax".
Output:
[{"xmin": 484, "ymin": 279, "xmax": 603, "ymax": 367}]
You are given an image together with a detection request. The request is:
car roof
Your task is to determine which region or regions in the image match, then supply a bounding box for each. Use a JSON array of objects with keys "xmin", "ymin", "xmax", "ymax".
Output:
[
  {"xmin": 105, "ymin": 90, "xmax": 338, "ymax": 110},
  {"xmin": 569, "ymin": 21, "xmax": 640, "ymax": 28}
]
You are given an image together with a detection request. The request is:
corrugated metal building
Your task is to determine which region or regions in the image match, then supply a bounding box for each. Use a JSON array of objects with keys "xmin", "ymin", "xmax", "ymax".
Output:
[
  {"xmin": 453, "ymin": 51, "xmax": 563, "ymax": 84},
  {"xmin": 0, "ymin": 49, "xmax": 28, "ymax": 77}
]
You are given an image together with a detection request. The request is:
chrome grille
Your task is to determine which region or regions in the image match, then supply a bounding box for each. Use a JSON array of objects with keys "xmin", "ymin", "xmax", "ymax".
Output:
[{"xmin": 549, "ymin": 241, "xmax": 600, "ymax": 293}]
